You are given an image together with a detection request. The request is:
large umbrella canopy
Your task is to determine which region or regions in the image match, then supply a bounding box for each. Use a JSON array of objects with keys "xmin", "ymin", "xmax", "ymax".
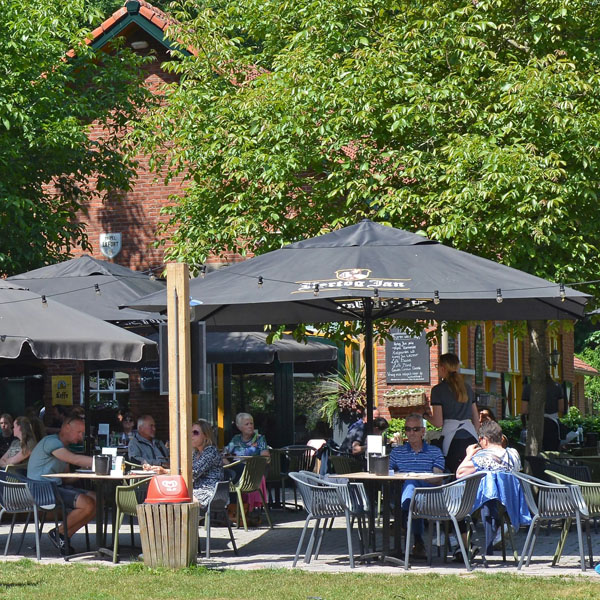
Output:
[
  {"xmin": 130, "ymin": 220, "xmax": 588, "ymax": 324},
  {"xmin": 128, "ymin": 220, "xmax": 590, "ymax": 430},
  {"xmin": 206, "ymin": 332, "xmax": 338, "ymax": 364},
  {"xmin": 0, "ymin": 282, "xmax": 156, "ymax": 362},
  {"xmin": 8, "ymin": 255, "xmax": 164, "ymax": 323}
]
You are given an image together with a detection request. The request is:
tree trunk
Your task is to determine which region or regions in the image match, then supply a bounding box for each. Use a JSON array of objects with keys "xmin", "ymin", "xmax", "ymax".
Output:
[{"xmin": 526, "ymin": 320, "xmax": 547, "ymax": 456}]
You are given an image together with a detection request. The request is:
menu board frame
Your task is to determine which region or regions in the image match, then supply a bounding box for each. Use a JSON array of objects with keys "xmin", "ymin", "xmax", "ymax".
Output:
[{"xmin": 385, "ymin": 329, "xmax": 431, "ymax": 384}]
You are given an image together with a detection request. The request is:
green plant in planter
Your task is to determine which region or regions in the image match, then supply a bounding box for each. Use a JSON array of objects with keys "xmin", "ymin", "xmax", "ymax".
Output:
[{"xmin": 318, "ymin": 361, "xmax": 366, "ymax": 426}]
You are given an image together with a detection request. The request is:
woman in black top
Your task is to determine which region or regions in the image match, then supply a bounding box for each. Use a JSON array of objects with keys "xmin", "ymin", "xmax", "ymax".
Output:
[{"xmin": 426, "ymin": 353, "xmax": 479, "ymax": 473}]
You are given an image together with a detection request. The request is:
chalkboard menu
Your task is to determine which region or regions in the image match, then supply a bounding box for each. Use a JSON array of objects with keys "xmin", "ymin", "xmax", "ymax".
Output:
[{"xmin": 385, "ymin": 330, "xmax": 430, "ymax": 384}]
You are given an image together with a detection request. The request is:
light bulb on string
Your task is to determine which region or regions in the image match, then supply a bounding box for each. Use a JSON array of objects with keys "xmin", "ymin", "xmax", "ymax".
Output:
[
  {"xmin": 94, "ymin": 283, "xmax": 101, "ymax": 296},
  {"xmin": 41, "ymin": 295, "xmax": 48, "ymax": 308},
  {"xmin": 258, "ymin": 276, "xmax": 263, "ymax": 288},
  {"xmin": 496, "ymin": 288, "xmax": 503, "ymax": 304},
  {"xmin": 149, "ymin": 267, "xmax": 156, "ymax": 281},
  {"xmin": 434, "ymin": 290, "xmax": 440, "ymax": 305},
  {"xmin": 559, "ymin": 283, "xmax": 566, "ymax": 302},
  {"xmin": 200, "ymin": 265, "xmax": 207, "ymax": 279},
  {"xmin": 313, "ymin": 283, "xmax": 320, "ymax": 296},
  {"xmin": 0, "ymin": 335, "xmax": 6, "ymax": 342}
]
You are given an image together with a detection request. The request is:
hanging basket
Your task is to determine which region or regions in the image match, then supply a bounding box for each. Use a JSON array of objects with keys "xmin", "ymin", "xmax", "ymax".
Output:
[{"xmin": 385, "ymin": 391, "xmax": 426, "ymax": 408}]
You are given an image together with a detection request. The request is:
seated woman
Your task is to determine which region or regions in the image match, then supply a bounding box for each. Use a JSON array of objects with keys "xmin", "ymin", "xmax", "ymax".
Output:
[
  {"xmin": 456, "ymin": 420, "xmax": 521, "ymax": 556},
  {"xmin": 224, "ymin": 412, "xmax": 269, "ymax": 517},
  {"xmin": 190, "ymin": 420, "xmax": 224, "ymax": 507},
  {"xmin": 0, "ymin": 416, "xmax": 37, "ymax": 468},
  {"xmin": 224, "ymin": 413, "xmax": 270, "ymax": 459}
]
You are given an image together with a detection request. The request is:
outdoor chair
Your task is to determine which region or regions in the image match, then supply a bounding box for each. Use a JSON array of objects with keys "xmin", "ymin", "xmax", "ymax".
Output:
[
  {"xmin": 288, "ymin": 471, "xmax": 364, "ymax": 568},
  {"xmin": 112, "ymin": 477, "xmax": 151, "ymax": 563},
  {"xmin": 514, "ymin": 472, "xmax": 587, "ymax": 572},
  {"xmin": 404, "ymin": 472, "xmax": 485, "ymax": 571},
  {"xmin": 0, "ymin": 471, "xmax": 44, "ymax": 560},
  {"xmin": 198, "ymin": 480, "xmax": 238, "ymax": 558},
  {"xmin": 281, "ymin": 446, "xmax": 317, "ymax": 510},
  {"xmin": 300, "ymin": 471, "xmax": 370, "ymax": 555},
  {"xmin": 544, "ymin": 462, "xmax": 592, "ymax": 483},
  {"xmin": 229, "ymin": 456, "xmax": 273, "ymax": 531},
  {"xmin": 328, "ymin": 454, "xmax": 363, "ymax": 475},
  {"xmin": 544, "ymin": 469, "xmax": 600, "ymax": 569},
  {"xmin": 265, "ymin": 448, "xmax": 285, "ymax": 507}
]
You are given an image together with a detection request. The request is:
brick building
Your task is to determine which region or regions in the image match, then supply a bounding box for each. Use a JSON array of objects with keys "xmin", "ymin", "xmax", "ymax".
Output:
[{"xmin": 8, "ymin": 1, "xmax": 579, "ymax": 447}]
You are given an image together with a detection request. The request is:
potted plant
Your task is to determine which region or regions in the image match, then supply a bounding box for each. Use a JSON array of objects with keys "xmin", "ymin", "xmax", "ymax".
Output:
[{"xmin": 318, "ymin": 361, "xmax": 366, "ymax": 427}]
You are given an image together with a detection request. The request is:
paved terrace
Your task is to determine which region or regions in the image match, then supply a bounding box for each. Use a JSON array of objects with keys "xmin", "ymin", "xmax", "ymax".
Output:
[{"xmin": 1, "ymin": 502, "xmax": 599, "ymax": 578}]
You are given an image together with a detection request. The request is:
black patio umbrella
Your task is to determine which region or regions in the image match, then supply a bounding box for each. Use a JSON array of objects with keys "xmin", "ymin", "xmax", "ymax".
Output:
[
  {"xmin": 0, "ymin": 282, "xmax": 156, "ymax": 362},
  {"xmin": 8, "ymin": 254, "xmax": 164, "ymax": 323},
  {"xmin": 206, "ymin": 332, "xmax": 338, "ymax": 364},
  {"xmin": 128, "ymin": 220, "xmax": 590, "ymax": 427}
]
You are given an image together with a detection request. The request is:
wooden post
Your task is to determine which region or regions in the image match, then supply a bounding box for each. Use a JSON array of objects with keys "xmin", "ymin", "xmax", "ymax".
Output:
[{"xmin": 166, "ymin": 263, "xmax": 193, "ymax": 494}]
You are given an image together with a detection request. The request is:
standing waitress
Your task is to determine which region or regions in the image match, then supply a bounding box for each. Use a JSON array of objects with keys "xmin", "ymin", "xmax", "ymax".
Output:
[{"xmin": 426, "ymin": 353, "xmax": 480, "ymax": 474}]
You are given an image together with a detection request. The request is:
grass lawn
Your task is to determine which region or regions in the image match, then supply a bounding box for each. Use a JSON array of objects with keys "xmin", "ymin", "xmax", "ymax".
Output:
[{"xmin": 0, "ymin": 561, "xmax": 599, "ymax": 600}]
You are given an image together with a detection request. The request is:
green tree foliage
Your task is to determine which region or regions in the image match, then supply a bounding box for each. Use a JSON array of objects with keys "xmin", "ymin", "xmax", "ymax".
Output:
[
  {"xmin": 0, "ymin": 0, "xmax": 152, "ymax": 275},
  {"xmin": 576, "ymin": 346, "xmax": 600, "ymax": 411},
  {"xmin": 135, "ymin": 0, "xmax": 600, "ymax": 303}
]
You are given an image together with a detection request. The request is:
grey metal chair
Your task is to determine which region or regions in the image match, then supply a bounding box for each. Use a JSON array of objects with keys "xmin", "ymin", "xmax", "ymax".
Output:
[
  {"xmin": 199, "ymin": 480, "xmax": 238, "ymax": 558},
  {"xmin": 544, "ymin": 469, "xmax": 600, "ymax": 569},
  {"xmin": 404, "ymin": 472, "xmax": 485, "ymax": 571},
  {"xmin": 514, "ymin": 472, "xmax": 587, "ymax": 572},
  {"xmin": 281, "ymin": 446, "xmax": 316, "ymax": 509},
  {"xmin": 0, "ymin": 471, "xmax": 43, "ymax": 560},
  {"xmin": 288, "ymin": 471, "xmax": 360, "ymax": 568}
]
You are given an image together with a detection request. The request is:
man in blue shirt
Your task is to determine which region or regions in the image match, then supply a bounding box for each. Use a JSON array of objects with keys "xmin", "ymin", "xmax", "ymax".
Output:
[{"xmin": 389, "ymin": 413, "xmax": 445, "ymax": 559}]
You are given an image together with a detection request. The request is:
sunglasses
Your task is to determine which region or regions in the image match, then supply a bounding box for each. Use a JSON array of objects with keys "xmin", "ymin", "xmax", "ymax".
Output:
[
  {"xmin": 404, "ymin": 426, "xmax": 424, "ymax": 433},
  {"xmin": 191, "ymin": 430, "xmax": 201, "ymax": 435}
]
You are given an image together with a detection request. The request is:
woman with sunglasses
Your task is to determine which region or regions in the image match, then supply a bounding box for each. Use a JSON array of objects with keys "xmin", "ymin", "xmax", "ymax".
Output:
[
  {"xmin": 191, "ymin": 420, "xmax": 224, "ymax": 507},
  {"xmin": 118, "ymin": 412, "xmax": 136, "ymax": 446}
]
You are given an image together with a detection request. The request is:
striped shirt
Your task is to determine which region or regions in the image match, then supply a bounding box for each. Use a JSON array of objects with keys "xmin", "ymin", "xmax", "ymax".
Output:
[{"xmin": 389, "ymin": 442, "xmax": 445, "ymax": 473}]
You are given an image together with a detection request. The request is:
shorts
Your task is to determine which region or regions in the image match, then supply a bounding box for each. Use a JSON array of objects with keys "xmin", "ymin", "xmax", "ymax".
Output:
[{"xmin": 56, "ymin": 485, "xmax": 88, "ymax": 509}]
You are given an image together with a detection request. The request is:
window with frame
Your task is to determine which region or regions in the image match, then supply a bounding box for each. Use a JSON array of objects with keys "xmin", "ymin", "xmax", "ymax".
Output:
[{"xmin": 83, "ymin": 370, "xmax": 130, "ymax": 412}]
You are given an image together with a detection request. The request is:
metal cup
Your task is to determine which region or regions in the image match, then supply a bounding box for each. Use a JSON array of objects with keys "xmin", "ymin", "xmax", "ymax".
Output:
[{"xmin": 94, "ymin": 454, "xmax": 111, "ymax": 475}]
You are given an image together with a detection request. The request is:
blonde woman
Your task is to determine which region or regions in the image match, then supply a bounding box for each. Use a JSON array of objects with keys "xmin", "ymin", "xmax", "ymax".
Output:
[
  {"xmin": 426, "ymin": 353, "xmax": 479, "ymax": 473},
  {"xmin": 0, "ymin": 416, "xmax": 37, "ymax": 467}
]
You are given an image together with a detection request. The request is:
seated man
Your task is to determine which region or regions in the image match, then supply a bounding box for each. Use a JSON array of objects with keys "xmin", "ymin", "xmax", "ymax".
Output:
[
  {"xmin": 128, "ymin": 415, "xmax": 169, "ymax": 467},
  {"xmin": 27, "ymin": 415, "xmax": 95, "ymax": 553},
  {"xmin": 389, "ymin": 413, "xmax": 445, "ymax": 559}
]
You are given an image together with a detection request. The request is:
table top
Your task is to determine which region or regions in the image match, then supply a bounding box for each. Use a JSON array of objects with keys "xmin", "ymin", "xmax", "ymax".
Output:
[
  {"xmin": 330, "ymin": 471, "xmax": 450, "ymax": 481},
  {"xmin": 42, "ymin": 471, "xmax": 154, "ymax": 480}
]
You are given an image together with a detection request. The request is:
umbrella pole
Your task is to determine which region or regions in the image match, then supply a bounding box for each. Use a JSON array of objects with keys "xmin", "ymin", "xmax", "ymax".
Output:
[
  {"xmin": 83, "ymin": 363, "xmax": 91, "ymax": 454},
  {"xmin": 363, "ymin": 298, "xmax": 374, "ymax": 434}
]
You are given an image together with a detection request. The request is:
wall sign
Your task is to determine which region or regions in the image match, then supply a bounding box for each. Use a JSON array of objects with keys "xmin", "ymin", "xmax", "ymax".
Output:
[
  {"xmin": 385, "ymin": 330, "xmax": 430, "ymax": 384},
  {"xmin": 51, "ymin": 375, "xmax": 72, "ymax": 406},
  {"xmin": 99, "ymin": 233, "xmax": 122, "ymax": 258}
]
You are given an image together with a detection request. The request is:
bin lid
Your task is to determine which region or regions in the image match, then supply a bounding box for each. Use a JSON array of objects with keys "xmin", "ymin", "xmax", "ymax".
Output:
[{"xmin": 145, "ymin": 474, "xmax": 191, "ymax": 503}]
